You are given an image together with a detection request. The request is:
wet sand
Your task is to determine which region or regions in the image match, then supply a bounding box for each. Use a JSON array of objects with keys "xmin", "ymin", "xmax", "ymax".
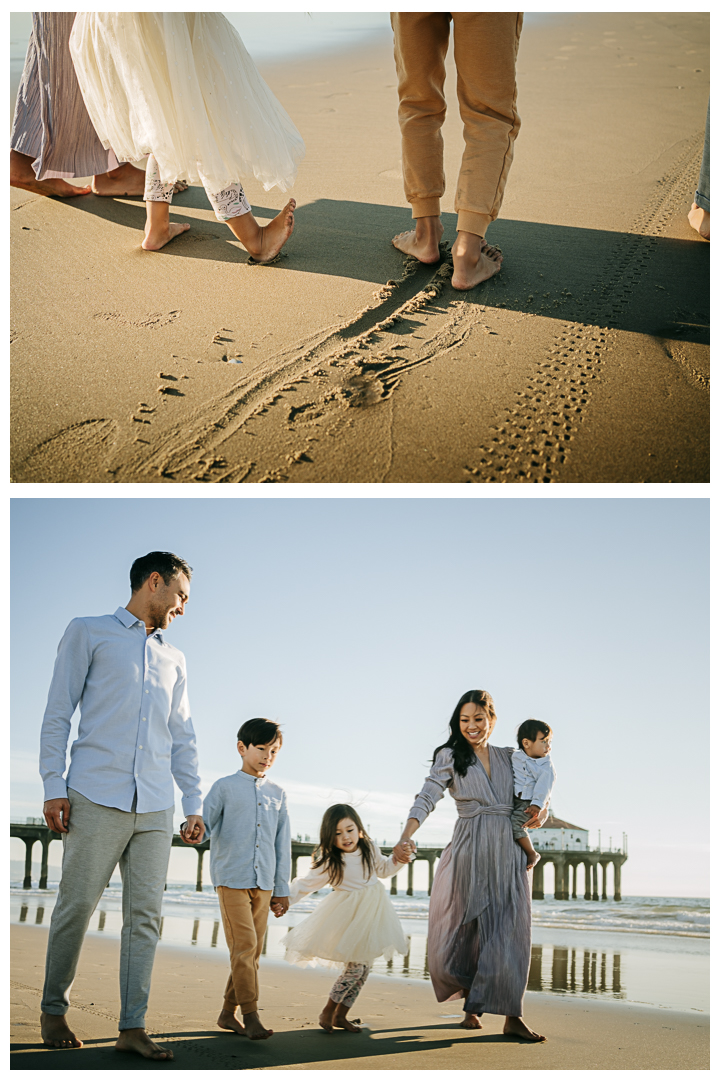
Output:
[
  {"xmin": 10, "ymin": 12, "xmax": 709, "ymax": 483},
  {"xmin": 10, "ymin": 925, "xmax": 709, "ymax": 1070}
]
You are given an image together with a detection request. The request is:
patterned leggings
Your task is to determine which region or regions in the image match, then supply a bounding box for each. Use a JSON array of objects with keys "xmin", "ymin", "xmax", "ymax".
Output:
[
  {"xmin": 143, "ymin": 153, "xmax": 251, "ymax": 222},
  {"xmin": 329, "ymin": 962, "xmax": 370, "ymax": 1009}
]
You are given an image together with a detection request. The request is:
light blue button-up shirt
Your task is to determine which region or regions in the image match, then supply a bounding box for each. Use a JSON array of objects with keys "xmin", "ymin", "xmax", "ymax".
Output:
[
  {"xmin": 203, "ymin": 770, "xmax": 291, "ymax": 894},
  {"xmin": 39, "ymin": 606, "xmax": 202, "ymax": 816},
  {"xmin": 511, "ymin": 749, "xmax": 556, "ymax": 807}
]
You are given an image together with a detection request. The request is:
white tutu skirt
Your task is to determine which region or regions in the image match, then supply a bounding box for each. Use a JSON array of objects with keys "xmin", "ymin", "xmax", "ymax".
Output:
[
  {"xmin": 283, "ymin": 882, "xmax": 408, "ymax": 969},
  {"xmin": 69, "ymin": 13, "xmax": 305, "ymax": 192}
]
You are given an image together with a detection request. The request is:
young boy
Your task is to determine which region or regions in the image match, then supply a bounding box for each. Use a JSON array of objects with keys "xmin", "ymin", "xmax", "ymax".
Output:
[
  {"xmin": 199, "ymin": 718, "xmax": 290, "ymax": 1040},
  {"xmin": 510, "ymin": 719, "xmax": 555, "ymax": 871}
]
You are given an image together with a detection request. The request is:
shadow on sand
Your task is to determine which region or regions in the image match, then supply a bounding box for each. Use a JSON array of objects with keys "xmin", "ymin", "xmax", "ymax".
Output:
[
  {"xmin": 62, "ymin": 188, "xmax": 709, "ymax": 346},
  {"xmin": 10, "ymin": 1022, "xmax": 536, "ymax": 1070}
]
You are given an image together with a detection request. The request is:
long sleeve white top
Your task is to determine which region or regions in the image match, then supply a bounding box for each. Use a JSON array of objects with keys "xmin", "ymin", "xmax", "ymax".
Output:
[
  {"xmin": 289, "ymin": 842, "xmax": 400, "ymax": 906},
  {"xmin": 511, "ymin": 749, "xmax": 556, "ymax": 807}
]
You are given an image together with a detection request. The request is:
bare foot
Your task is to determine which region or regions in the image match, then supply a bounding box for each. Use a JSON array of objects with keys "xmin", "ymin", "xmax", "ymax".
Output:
[
  {"xmin": 319, "ymin": 1002, "xmax": 335, "ymax": 1032},
  {"xmin": 451, "ymin": 232, "xmax": 503, "ymax": 290},
  {"xmin": 115, "ymin": 1027, "xmax": 174, "ymax": 1060},
  {"xmin": 92, "ymin": 162, "xmax": 146, "ymax": 197},
  {"xmin": 217, "ymin": 1008, "xmax": 246, "ymax": 1035},
  {"xmin": 687, "ymin": 202, "xmax": 709, "ymax": 240},
  {"xmin": 392, "ymin": 215, "xmax": 444, "ymax": 263},
  {"xmin": 332, "ymin": 1003, "xmax": 362, "ymax": 1032},
  {"xmin": 142, "ymin": 221, "xmax": 191, "ymax": 250},
  {"xmin": 243, "ymin": 1011, "xmax": 273, "ymax": 1040},
  {"xmin": 10, "ymin": 150, "xmax": 91, "ymax": 198},
  {"xmin": 40, "ymin": 1012, "xmax": 83, "ymax": 1049},
  {"xmin": 503, "ymin": 1015, "xmax": 546, "ymax": 1042},
  {"xmin": 525, "ymin": 850, "xmax": 540, "ymax": 871},
  {"xmin": 253, "ymin": 200, "xmax": 296, "ymax": 263},
  {"xmin": 460, "ymin": 1012, "xmax": 483, "ymax": 1029}
]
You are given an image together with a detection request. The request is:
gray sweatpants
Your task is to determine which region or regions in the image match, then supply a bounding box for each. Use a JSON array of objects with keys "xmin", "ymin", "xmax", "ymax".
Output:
[{"xmin": 41, "ymin": 788, "xmax": 173, "ymax": 1030}]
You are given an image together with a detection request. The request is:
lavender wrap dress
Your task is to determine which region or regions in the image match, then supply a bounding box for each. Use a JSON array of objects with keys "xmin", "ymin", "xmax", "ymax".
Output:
[{"xmin": 409, "ymin": 745, "xmax": 531, "ymax": 1016}]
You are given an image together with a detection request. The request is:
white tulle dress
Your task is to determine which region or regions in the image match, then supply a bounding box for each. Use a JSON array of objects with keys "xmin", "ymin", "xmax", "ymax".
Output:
[
  {"xmin": 283, "ymin": 843, "xmax": 408, "ymax": 968},
  {"xmin": 68, "ymin": 13, "xmax": 305, "ymax": 193}
]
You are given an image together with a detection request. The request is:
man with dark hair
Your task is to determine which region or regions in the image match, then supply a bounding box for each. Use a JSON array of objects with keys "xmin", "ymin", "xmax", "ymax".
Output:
[{"xmin": 38, "ymin": 551, "xmax": 203, "ymax": 1060}]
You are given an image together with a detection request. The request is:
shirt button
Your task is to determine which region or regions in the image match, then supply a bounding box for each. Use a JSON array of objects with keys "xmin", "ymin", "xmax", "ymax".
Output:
[
  {"xmin": 139, "ymin": 745, "xmax": 143, "ymax": 750},
  {"xmin": 142, "ymin": 717, "xmax": 147, "ymax": 722},
  {"xmin": 145, "ymin": 690, "xmax": 149, "ymax": 694}
]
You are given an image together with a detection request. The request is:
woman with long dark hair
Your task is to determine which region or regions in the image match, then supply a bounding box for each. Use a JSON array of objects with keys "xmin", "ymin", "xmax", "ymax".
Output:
[{"xmin": 393, "ymin": 689, "xmax": 547, "ymax": 1040}]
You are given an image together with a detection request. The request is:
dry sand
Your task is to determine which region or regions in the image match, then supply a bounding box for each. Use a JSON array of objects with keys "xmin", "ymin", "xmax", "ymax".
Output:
[
  {"xmin": 10, "ymin": 925, "xmax": 709, "ymax": 1070},
  {"xmin": 10, "ymin": 12, "xmax": 709, "ymax": 483}
]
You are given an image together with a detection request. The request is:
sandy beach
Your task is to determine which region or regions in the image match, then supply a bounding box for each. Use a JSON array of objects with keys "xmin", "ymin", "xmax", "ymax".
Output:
[
  {"xmin": 10, "ymin": 12, "xmax": 709, "ymax": 483},
  {"xmin": 10, "ymin": 925, "xmax": 709, "ymax": 1070}
]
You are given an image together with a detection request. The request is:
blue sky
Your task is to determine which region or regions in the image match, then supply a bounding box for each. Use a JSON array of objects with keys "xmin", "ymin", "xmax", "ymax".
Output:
[{"xmin": 10, "ymin": 497, "xmax": 709, "ymax": 896}]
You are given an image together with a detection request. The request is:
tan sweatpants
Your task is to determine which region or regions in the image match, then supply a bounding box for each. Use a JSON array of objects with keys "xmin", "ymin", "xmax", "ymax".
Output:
[
  {"xmin": 217, "ymin": 886, "xmax": 271, "ymax": 1015},
  {"xmin": 391, "ymin": 12, "xmax": 523, "ymax": 237}
]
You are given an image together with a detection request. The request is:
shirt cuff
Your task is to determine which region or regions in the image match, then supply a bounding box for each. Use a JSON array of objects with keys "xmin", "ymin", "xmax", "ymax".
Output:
[
  {"xmin": 43, "ymin": 778, "xmax": 68, "ymax": 802},
  {"xmin": 273, "ymin": 879, "xmax": 290, "ymax": 896},
  {"xmin": 181, "ymin": 795, "xmax": 203, "ymax": 817}
]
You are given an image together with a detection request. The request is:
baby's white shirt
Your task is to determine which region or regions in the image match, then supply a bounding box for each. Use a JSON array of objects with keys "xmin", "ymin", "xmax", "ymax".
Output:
[{"xmin": 511, "ymin": 749, "xmax": 556, "ymax": 807}]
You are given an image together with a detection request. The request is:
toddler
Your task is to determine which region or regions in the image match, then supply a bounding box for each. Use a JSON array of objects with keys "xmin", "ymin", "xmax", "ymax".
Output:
[{"xmin": 510, "ymin": 719, "xmax": 555, "ymax": 870}]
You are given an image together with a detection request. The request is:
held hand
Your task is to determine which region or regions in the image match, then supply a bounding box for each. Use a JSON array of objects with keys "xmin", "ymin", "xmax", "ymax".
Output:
[
  {"xmin": 523, "ymin": 804, "xmax": 548, "ymax": 830},
  {"xmin": 392, "ymin": 838, "xmax": 416, "ymax": 864},
  {"xmin": 180, "ymin": 815, "xmax": 205, "ymax": 845},
  {"xmin": 43, "ymin": 798, "xmax": 71, "ymax": 833},
  {"xmin": 270, "ymin": 895, "xmax": 289, "ymax": 917}
]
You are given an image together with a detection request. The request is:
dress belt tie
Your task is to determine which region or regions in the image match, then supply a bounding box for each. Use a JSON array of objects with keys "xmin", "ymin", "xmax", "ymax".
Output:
[{"xmin": 455, "ymin": 802, "xmax": 516, "ymax": 924}]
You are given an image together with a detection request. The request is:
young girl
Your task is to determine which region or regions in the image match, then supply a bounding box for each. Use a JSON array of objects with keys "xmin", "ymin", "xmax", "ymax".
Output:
[
  {"xmin": 68, "ymin": 14, "xmax": 305, "ymax": 260},
  {"xmin": 279, "ymin": 804, "xmax": 407, "ymax": 1032}
]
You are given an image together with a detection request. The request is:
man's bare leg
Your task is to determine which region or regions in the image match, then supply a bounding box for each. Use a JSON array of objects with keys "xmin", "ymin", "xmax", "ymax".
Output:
[
  {"xmin": 503, "ymin": 1015, "xmax": 546, "ymax": 1041},
  {"xmin": 392, "ymin": 215, "xmax": 444, "ymax": 263},
  {"xmin": 451, "ymin": 231, "xmax": 503, "ymax": 290},
  {"xmin": 115, "ymin": 1027, "xmax": 174, "ymax": 1060},
  {"xmin": 92, "ymin": 163, "xmax": 146, "ymax": 198},
  {"xmin": 40, "ymin": 1012, "xmax": 83, "ymax": 1049},
  {"xmin": 142, "ymin": 199, "xmax": 190, "ymax": 250},
  {"xmin": 687, "ymin": 202, "xmax": 710, "ymax": 240},
  {"xmin": 10, "ymin": 150, "xmax": 91, "ymax": 198},
  {"xmin": 217, "ymin": 1006, "xmax": 246, "ymax": 1034},
  {"xmin": 225, "ymin": 200, "xmax": 296, "ymax": 263}
]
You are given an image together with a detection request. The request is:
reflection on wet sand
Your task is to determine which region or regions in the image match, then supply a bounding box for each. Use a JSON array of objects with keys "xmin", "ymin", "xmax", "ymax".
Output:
[{"xmin": 528, "ymin": 944, "xmax": 623, "ymax": 998}]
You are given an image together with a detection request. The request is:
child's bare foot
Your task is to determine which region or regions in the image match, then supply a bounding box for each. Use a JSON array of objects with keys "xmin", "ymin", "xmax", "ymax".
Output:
[
  {"xmin": 460, "ymin": 1012, "xmax": 483, "ymax": 1029},
  {"xmin": 332, "ymin": 1003, "xmax": 362, "ymax": 1032},
  {"xmin": 319, "ymin": 1000, "xmax": 336, "ymax": 1032},
  {"xmin": 40, "ymin": 1012, "xmax": 83, "ymax": 1048},
  {"xmin": 217, "ymin": 1007, "xmax": 246, "ymax": 1035},
  {"xmin": 142, "ymin": 221, "xmax": 191, "ymax": 250},
  {"xmin": 503, "ymin": 1015, "xmax": 546, "ymax": 1041},
  {"xmin": 10, "ymin": 150, "xmax": 91, "ymax": 198},
  {"xmin": 115, "ymin": 1027, "xmax": 174, "ymax": 1059},
  {"xmin": 92, "ymin": 162, "xmax": 146, "ymax": 197},
  {"xmin": 242, "ymin": 1011, "xmax": 273, "ymax": 1040},
  {"xmin": 392, "ymin": 215, "xmax": 444, "ymax": 263},
  {"xmin": 451, "ymin": 232, "xmax": 503, "ymax": 290},
  {"xmin": 525, "ymin": 849, "xmax": 540, "ymax": 871},
  {"xmin": 687, "ymin": 201, "xmax": 710, "ymax": 240}
]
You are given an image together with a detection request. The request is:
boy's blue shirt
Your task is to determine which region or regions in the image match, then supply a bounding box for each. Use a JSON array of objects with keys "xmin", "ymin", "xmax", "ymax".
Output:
[{"xmin": 202, "ymin": 770, "xmax": 291, "ymax": 894}]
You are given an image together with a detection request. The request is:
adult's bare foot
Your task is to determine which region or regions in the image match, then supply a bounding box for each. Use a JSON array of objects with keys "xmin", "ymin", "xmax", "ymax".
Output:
[
  {"xmin": 10, "ymin": 150, "xmax": 91, "ymax": 198},
  {"xmin": 687, "ymin": 202, "xmax": 710, "ymax": 240},
  {"xmin": 503, "ymin": 1015, "xmax": 546, "ymax": 1042},
  {"xmin": 254, "ymin": 199, "xmax": 296, "ymax": 263},
  {"xmin": 392, "ymin": 215, "xmax": 444, "ymax": 263},
  {"xmin": 451, "ymin": 232, "xmax": 503, "ymax": 290},
  {"xmin": 115, "ymin": 1027, "xmax": 174, "ymax": 1059},
  {"xmin": 217, "ymin": 1008, "xmax": 246, "ymax": 1035},
  {"xmin": 92, "ymin": 162, "xmax": 146, "ymax": 197},
  {"xmin": 40, "ymin": 1012, "xmax": 83, "ymax": 1049},
  {"xmin": 142, "ymin": 221, "xmax": 191, "ymax": 250},
  {"xmin": 243, "ymin": 1011, "xmax": 273, "ymax": 1040},
  {"xmin": 460, "ymin": 1012, "xmax": 483, "ymax": 1029}
]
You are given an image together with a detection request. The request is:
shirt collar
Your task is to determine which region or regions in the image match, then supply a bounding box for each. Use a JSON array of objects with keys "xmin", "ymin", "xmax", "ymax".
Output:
[
  {"xmin": 237, "ymin": 769, "xmax": 266, "ymax": 786},
  {"xmin": 113, "ymin": 606, "xmax": 164, "ymax": 642}
]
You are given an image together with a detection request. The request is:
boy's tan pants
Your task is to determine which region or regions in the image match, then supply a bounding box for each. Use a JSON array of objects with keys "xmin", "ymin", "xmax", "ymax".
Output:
[
  {"xmin": 217, "ymin": 886, "xmax": 272, "ymax": 1014},
  {"xmin": 391, "ymin": 12, "xmax": 523, "ymax": 237}
]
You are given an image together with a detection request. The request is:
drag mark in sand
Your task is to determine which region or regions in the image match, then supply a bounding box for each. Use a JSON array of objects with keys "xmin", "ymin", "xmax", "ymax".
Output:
[
  {"xmin": 93, "ymin": 310, "xmax": 181, "ymax": 330},
  {"xmin": 15, "ymin": 419, "xmax": 119, "ymax": 482},
  {"xmin": 466, "ymin": 132, "xmax": 705, "ymax": 482}
]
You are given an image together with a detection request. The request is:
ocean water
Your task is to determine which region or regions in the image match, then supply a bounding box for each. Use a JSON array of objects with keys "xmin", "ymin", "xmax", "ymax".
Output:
[{"xmin": 11, "ymin": 884, "xmax": 708, "ymax": 1013}]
